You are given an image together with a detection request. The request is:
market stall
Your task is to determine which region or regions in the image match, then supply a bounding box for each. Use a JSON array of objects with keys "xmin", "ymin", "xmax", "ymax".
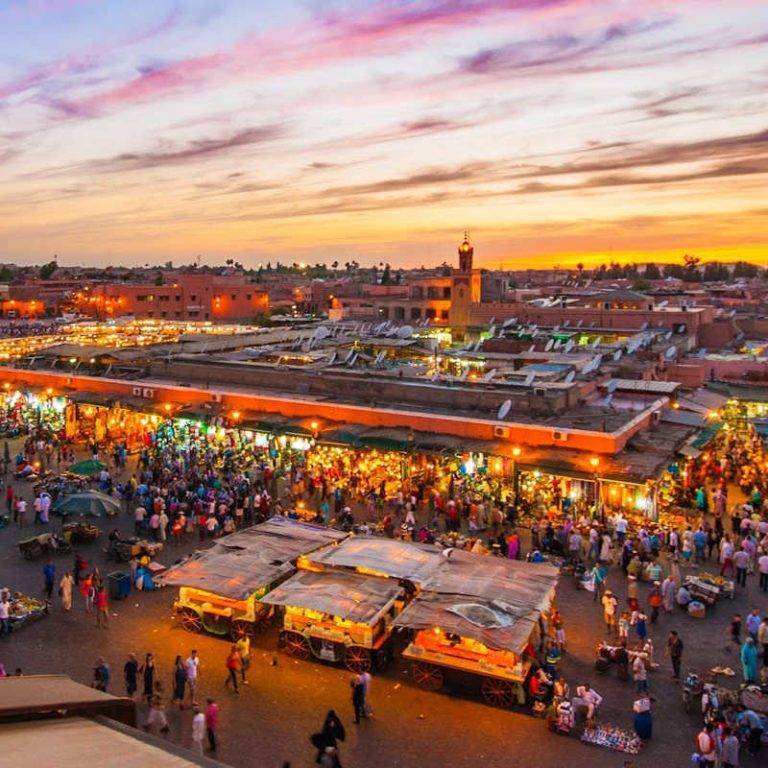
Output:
[
  {"xmin": 1, "ymin": 587, "xmax": 46, "ymax": 630},
  {"xmin": 264, "ymin": 569, "xmax": 404, "ymax": 672},
  {"xmin": 160, "ymin": 517, "xmax": 347, "ymax": 639},
  {"xmin": 394, "ymin": 550, "xmax": 559, "ymax": 707}
]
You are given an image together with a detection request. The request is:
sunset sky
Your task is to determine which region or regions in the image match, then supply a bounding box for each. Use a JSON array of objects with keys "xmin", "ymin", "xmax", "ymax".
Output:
[{"xmin": 1, "ymin": 0, "xmax": 767, "ymax": 269}]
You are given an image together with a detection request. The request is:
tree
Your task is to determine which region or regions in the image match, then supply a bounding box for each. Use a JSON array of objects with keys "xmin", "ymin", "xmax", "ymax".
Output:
[
  {"xmin": 381, "ymin": 263, "xmax": 392, "ymax": 284},
  {"xmin": 733, "ymin": 261, "xmax": 759, "ymax": 279},
  {"xmin": 644, "ymin": 262, "xmax": 661, "ymax": 280},
  {"xmin": 39, "ymin": 260, "xmax": 58, "ymax": 280},
  {"xmin": 0, "ymin": 266, "xmax": 12, "ymax": 282},
  {"xmin": 631, "ymin": 278, "xmax": 651, "ymax": 292},
  {"xmin": 154, "ymin": 271, "xmax": 165, "ymax": 285}
]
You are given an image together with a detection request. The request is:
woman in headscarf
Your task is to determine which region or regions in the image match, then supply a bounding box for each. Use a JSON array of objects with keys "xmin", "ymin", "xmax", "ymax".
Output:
[{"xmin": 740, "ymin": 637, "xmax": 758, "ymax": 684}]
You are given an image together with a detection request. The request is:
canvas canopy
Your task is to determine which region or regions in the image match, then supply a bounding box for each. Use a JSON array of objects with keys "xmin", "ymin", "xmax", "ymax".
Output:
[
  {"xmin": 261, "ymin": 569, "xmax": 402, "ymax": 625},
  {"xmin": 393, "ymin": 593, "xmax": 541, "ymax": 653},
  {"xmin": 159, "ymin": 517, "xmax": 347, "ymax": 600},
  {"xmin": 306, "ymin": 536, "xmax": 443, "ymax": 585},
  {"xmin": 421, "ymin": 549, "xmax": 558, "ymax": 612}
]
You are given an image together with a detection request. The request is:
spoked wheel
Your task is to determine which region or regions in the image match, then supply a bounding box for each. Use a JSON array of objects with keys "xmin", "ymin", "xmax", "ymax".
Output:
[
  {"xmin": 230, "ymin": 619, "xmax": 253, "ymax": 640},
  {"xmin": 344, "ymin": 646, "xmax": 372, "ymax": 673},
  {"xmin": 283, "ymin": 631, "xmax": 310, "ymax": 659},
  {"xmin": 178, "ymin": 608, "xmax": 203, "ymax": 633},
  {"xmin": 481, "ymin": 678, "xmax": 516, "ymax": 708},
  {"xmin": 411, "ymin": 661, "xmax": 443, "ymax": 690}
]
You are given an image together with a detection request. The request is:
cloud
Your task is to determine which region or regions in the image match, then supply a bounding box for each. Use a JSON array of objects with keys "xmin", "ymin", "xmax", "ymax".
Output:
[
  {"xmin": 320, "ymin": 162, "xmax": 491, "ymax": 197},
  {"xmin": 88, "ymin": 124, "xmax": 285, "ymax": 172},
  {"xmin": 0, "ymin": 7, "xmax": 183, "ymax": 101}
]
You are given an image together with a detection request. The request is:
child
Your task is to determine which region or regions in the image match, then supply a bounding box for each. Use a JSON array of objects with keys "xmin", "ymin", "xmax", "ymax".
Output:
[
  {"xmin": 618, "ymin": 611, "xmax": 631, "ymax": 642},
  {"xmin": 634, "ymin": 611, "xmax": 648, "ymax": 642}
]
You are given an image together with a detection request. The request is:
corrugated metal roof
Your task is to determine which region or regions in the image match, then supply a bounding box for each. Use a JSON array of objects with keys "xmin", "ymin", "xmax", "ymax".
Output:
[{"xmin": 607, "ymin": 379, "xmax": 679, "ymax": 394}]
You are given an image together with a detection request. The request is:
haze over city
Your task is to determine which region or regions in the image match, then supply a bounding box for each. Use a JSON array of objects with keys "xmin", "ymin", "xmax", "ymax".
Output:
[{"xmin": 2, "ymin": 0, "xmax": 767, "ymax": 269}]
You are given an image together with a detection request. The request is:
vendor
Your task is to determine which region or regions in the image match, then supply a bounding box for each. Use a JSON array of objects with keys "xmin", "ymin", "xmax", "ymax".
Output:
[
  {"xmin": 676, "ymin": 584, "xmax": 692, "ymax": 608},
  {"xmin": 633, "ymin": 697, "xmax": 653, "ymax": 740},
  {"xmin": 573, "ymin": 683, "xmax": 603, "ymax": 721}
]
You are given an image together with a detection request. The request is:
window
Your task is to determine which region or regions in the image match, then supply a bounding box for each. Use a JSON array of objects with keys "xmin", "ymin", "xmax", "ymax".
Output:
[
  {"xmin": 190, "ymin": 294, "xmax": 197, "ymax": 301},
  {"xmin": 231, "ymin": 294, "xmax": 236, "ymax": 300},
  {"xmin": 440, "ymin": 309, "xmax": 449, "ymax": 320},
  {"xmin": 379, "ymin": 307, "xmax": 389, "ymax": 319},
  {"xmin": 246, "ymin": 294, "xmax": 252, "ymax": 300},
  {"xmin": 426, "ymin": 308, "xmax": 436, "ymax": 319},
  {"xmin": 443, "ymin": 287, "xmax": 451, "ymax": 299},
  {"xmin": 175, "ymin": 295, "xmax": 181, "ymax": 302},
  {"xmin": 410, "ymin": 307, "xmax": 421, "ymax": 320},
  {"xmin": 137, "ymin": 295, "xmax": 147, "ymax": 302},
  {"xmin": 394, "ymin": 307, "xmax": 405, "ymax": 320}
]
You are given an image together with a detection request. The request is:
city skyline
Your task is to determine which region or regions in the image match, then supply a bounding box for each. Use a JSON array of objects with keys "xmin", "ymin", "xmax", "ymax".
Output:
[{"xmin": 1, "ymin": 0, "xmax": 767, "ymax": 269}]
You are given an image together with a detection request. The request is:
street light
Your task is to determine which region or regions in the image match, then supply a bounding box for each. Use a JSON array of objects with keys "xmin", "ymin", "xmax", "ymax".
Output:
[
  {"xmin": 511, "ymin": 446, "xmax": 522, "ymax": 510},
  {"xmin": 589, "ymin": 457, "xmax": 601, "ymax": 520}
]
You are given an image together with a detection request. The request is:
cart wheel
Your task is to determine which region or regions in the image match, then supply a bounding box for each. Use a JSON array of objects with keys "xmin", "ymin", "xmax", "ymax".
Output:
[
  {"xmin": 230, "ymin": 619, "xmax": 252, "ymax": 640},
  {"xmin": 344, "ymin": 646, "xmax": 372, "ymax": 673},
  {"xmin": 283, "ymin": 631, "xmax": 310, "ymax": 659},
  {"xmin": 481, "ymin": 678, "xmax": 516, "ymax": 708},
  {"xmin": 411, "ymin": 661, "xmax": 443, "ymax": 690},
  {"xmin": 178, "ymin": 609, "xmax": 203, "ymax": 634}
]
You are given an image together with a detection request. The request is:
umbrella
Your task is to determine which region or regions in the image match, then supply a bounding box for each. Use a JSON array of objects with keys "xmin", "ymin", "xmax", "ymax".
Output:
[
  {"xmin": 52, "ymin": 491, "xmax": 120, "ymax": 518},
  {"xmin": 68, "ymin": 459, "xmax": 107, "ymax": 476}
]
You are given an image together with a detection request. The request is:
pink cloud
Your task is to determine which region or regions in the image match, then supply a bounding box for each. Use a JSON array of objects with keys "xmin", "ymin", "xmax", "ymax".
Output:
[{"xmin": 77, "ymin": 0, "xmax": 583, "ymax": 112}]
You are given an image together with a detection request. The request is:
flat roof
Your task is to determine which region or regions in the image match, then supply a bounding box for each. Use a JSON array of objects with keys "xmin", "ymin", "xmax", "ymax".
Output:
[
  {"xmin": 0, "ymin": 674, "xmax": 118, "ymax": 714},
  {"xmin": 0, "ymin": 717, "xmax": 223, "ymax": 768}
]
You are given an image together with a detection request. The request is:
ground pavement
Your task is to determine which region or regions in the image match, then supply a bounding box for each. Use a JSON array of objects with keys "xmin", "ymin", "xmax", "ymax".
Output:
[{"xmin": 0, "ymin": 445, "xmax": 765, "ymax": 768}]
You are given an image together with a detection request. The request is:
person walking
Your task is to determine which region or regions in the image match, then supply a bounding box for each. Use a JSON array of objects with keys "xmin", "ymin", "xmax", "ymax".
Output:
[
  {"xmin": 0, "ymin": 593, "xmax": 11, "ymax": 638},
  {"xmin": 740, "ymin": 638, "xmax": 758, "ymax": 684},
  {"xmin": 140, "ymin": 653, "xmax": 156, "ymax": 702},
  {"xmin": 59, "ymin": 571, "xmax": 74, "ymax": 611},
  {"xmin": 224, "ymin": 645, "xmax": 240, "ymax": 693},
  {"xmin": 696, "ymin": 724, "xmax": 717, "ymax": 766},
  {"xmin": 123, "ymin": 653, "xmax": 139, "ymax": 698},
  {"xmin": 185, "ymin": 650, "xmax": 200, "ymax": 707},
  {"xmin": 359, "ymin": 670, "xmax": 372, "ymax": 717},
  {"xmin": 666, "ymin": 630, "xmax": 684, "ymax": 680},
  {"xmin": 632, "ymin": 655, "xmax": 648, "ymax": 694},
  {"xmin": 758, "ymin": 617, "xmax": 768, "ymax": 668},
  {"xmin": 172, "ymin": 655, "xmax": 187, "ymax": 709},
  {"xmin": 350, "ymin": 675, "xmax": 366, "ymax": 724},
  {"xmin": 733, "ymin": 547, "xmax": 749, "ymax": 587},
  {"xmin": 311, "ymin": 710, "xmax": 346, "ymax": 764},
  {"xmin": 42, "ymin": 560, "xmax": 56, "ymax": 602},
  {"xmin": 205, "ymin": 697, "xmax": 219, "ymax": 753},
  {"xmin": 720, "ymin": 726, "xmax": 740, "ymax": 768},
  {"xmin": 236, "ymin": 632, "xmax": 250, "ymax": 685},
  {"xmin": 95, "ymin": 585, "xmax": 109, "ymax": 628},
  {"xmin": 601, "ymin": 590, "xmax": 618, "ymax": 636},
  {"xmin": 145, "ymin": 694, "xmax": 170, "ymax": 734},
  {"xmin": 191, "ymin": 705, "xmax": 205, "ymax": 755},
  {"xmin": 93, "ymin": 657, "xmax": 110, "ymax": 692},
  {"xmin": 758, "ymin": 550, "xmax": 768, "ymax": 592}
]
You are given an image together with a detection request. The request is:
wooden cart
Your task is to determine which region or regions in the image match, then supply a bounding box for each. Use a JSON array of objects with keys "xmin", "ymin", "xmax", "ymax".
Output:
[{"xmin": 174, "ymin": 585, "xmax": 272, "ymax": 640}]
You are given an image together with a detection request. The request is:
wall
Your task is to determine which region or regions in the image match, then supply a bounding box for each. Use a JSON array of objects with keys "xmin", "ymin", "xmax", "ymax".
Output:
[
  {"xmin": 469, "ymin": 302, "xmax": 715, "ymax": 332},
  {"xmin": 0, "ymin": 366, "xmax": 659, "ymax": 455}
]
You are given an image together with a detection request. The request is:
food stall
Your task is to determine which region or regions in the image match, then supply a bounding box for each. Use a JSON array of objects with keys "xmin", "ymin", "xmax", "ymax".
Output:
[
  {"xmin": 394, "ymin": 550, "xmax": 559, "ymax": 708},
  {"xmin": 263, "ymin": 569, "xmax": 404, "ymax": 672},
  {"xmin": 160, "ymin": 517, "xmax": 346, "ymax": 639},
  {"xmin": 1, "ymin": 587, "xmax": 47, "ymax": 630}
]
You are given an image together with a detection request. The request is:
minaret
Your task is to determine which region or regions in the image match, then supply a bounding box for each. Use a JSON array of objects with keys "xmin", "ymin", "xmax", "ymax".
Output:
[{"xmin": 449, "ymin": 231, "xmax": 481, "ymax": 329}]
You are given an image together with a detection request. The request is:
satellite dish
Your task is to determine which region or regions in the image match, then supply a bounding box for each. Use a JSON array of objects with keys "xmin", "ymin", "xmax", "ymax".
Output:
[
  {"xmin": 607, "ymin": 379, "xmax": 618, "ymax": 394},
  {"xmin": 613, "ymin": 349, "xmax": 622, "ymax": 361},
  {"xmin": 458, "ymin": 368, "xmax": 469, "ymax": 382},
  {"xmin": 473, "ymin": 340, "xmax": 482, "ymax": 351},
  {"xmin": 524, "ymin": 373, "xmax": 535, "ymax": 387},
  {"xmin": 576, "ymin": 320, "xmax": 583, "ymax": 328},
  {"xmin": 397, "ymin": 325, "xmax": 413, "ymax": 339},
  {"xmin": 482, "ymin": 370, "xmax": 495, "ymax": 383},
  {"xmin": 665, "ymin": 346, "xmax": 678, "ymax": 359},
  {"xmin": 600, "ymin": 393, "xmax": 614, "ymax": 407},
  {"xmin": 502, "ymin": 317, "xmax": 516, "ymax": 328},
  {"xmin": 564, "ymin": 370, "xmax": 575, "ymax": 384},
  {"xmin": 664, "ymin": 331, "xmax": 673, "ymax": 341},
  {"xmin": 640, "ymin": 322, "xmax": 648, "ymax": 330},
  {"xmin": 563, "ymin": 320, "xmax": 570, "ymax": 328},
  {"xmin": 328, "ymin": 352, "xmax": 337, "ymax": 365},
  {"xmin": 545, "ymin": 339, "xmax": 554, "ymax": 352},
  {"xmin": 528, "ymin": 344, "xmax": 536, "ymax": 352},
  {"xmin": 314, "ymin": 325, "xmax": 330, "ymax": 341},
  {"xmin": 564, "ymin": 340, "xmax": 575, "ymax": 353},
  {"xmin": 498, "ymin": 399, "xmax": 512, "ymax": 420},
  {"xmin": 488, "ymin": 317, "xmax": 496, "ymax": 327},
  {"xmin": 488, "ymin": 324, "xmax": 496, "ymax": 338},
  {"xmin": 423, "ymin": 318, "xmax": 430, "ymax": 327}
]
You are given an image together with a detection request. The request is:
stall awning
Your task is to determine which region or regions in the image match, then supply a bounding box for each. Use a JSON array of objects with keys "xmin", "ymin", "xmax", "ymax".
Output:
[
  {"xmin": 690, "ymin": 422, "xmax": 724, "ymax": 450},
  {"xmin": 67, "ymin": 391, "xmax": 114, "ymax": 407},
  {"xmin": 678, "ymin": 444, "xmax": 702, "ymax": 459},
  {"xmin": 661, "ymin": 409, "xmax": 706, "ymax": 428}
]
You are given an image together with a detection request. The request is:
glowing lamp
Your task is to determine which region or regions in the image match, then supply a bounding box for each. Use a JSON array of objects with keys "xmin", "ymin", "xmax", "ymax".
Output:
[
  {"xmin": 589, "ymin": 457, "xmax": 600, "ymax": 468},
  {"xmin": 511, "ymin": 446, "xmax": 522, "ymax": 458}
]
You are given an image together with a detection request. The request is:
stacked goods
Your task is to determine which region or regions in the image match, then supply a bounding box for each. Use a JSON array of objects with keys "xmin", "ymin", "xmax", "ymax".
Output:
[
  {"xmin": 581, "ymin": 724, "xmax": 642, "ymax": 754},
  {"xmin": 2, "ymin": 588, "xmax": 47, "ymax": 629}
]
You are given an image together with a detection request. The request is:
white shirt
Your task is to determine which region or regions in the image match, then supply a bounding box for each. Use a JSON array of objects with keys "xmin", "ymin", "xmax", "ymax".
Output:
[
  {"xmin": 576, "ymin": 686, "xmax": 602, "ymax": 706},
  {"xmin": 0, "ymin": 601, "xmax": 8, "ymax": 620},
  {"xmin": 184, "ymin": 656, "xmax": 199, "ymax": 681},
  {"xmin": 758, "ymin": 554, "xmax": 768, "ymax": 574},
  {"xmin": 192, "ymin": 712, "xmax": 205, "ymax": 741},
  {"xmin": 615, "ymin": 518, "xmax": 627, "ymax": 534}
]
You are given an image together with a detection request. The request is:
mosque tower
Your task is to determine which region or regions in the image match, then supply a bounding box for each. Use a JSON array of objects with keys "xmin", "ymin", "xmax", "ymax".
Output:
[{"xmin": 449, "ymin": 231, "xmax": 481, "ymax": 329}]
